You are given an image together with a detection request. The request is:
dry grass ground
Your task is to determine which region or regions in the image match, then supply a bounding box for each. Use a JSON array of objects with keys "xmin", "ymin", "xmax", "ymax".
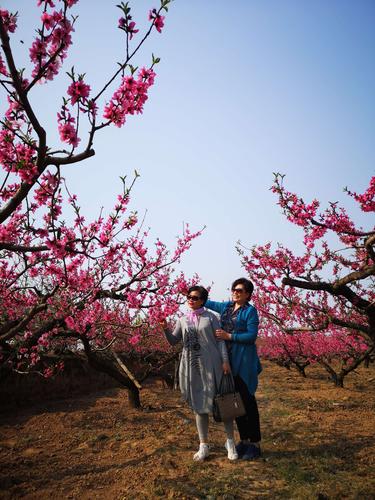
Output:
[{"xmin": 0, "ymin": 361, "xmax": 374, "ymax": 499}]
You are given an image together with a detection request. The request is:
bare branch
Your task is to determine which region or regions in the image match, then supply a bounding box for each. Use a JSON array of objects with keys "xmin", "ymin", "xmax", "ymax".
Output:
[{"xmin": 282, "ymin": 277, "xmax": 373, "ymax": 312}]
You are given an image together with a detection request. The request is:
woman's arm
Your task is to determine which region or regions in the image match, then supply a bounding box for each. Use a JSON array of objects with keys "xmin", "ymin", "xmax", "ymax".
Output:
[
  {"xmin": 209, "ymin": 313, "xmax": 229, "ymax": 363},
  {"xmin": 205, "ymin": 299, "xmax": 230, "ymax": 315},
  {"xmin": 163, "ymin": 319, "xmax": 183, "ymax": 346},
  {"xmin": 218, "ymin": 340, "xmax": 230, "ymax": 364}
]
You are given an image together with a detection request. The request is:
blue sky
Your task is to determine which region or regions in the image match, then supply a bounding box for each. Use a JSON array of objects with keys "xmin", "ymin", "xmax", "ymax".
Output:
[{"xmin": 2, "ymin": 0, "xmax": 374, "ymax": 299}]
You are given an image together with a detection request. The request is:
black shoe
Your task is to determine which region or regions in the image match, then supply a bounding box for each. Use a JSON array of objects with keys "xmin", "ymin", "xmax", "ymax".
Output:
[
  {"xmin": 242, "ymin": 444, "xmax": 261, "ymax": 460},
  {"xmin": 235, "ymin": 441, "xmax": 247, "ymax": 458}
]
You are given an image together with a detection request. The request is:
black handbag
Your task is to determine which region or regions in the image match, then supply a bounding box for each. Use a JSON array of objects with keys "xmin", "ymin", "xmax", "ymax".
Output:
[{"xmin": 213, "ymin": 374, "xmax": 246, "ymax": 422}]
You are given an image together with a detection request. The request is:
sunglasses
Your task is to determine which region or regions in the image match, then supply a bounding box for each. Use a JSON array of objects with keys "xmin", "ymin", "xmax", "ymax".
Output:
[
  {"xmin": 232, "ymin": 288, "xmax": 245, "ymax": 294},
  {"xmin": 187, "ymin": 295, "xmax": 201, "ymax": 302}
]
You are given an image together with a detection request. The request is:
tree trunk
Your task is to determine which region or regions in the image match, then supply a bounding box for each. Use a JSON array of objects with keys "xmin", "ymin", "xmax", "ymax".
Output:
[
  {"xmin": 82, "ymin": 347, "xmax": 142, "ymax": 408},
  {"xmin": 294, "ymin": 360, "xmax": 309, "ymax": 378},
  {"xmin": 334, "ymin": 376, "xmax": 344, "ymax": 388},
  {"xmin": 127, "ymin": 385, "xmax": 141, "ymax": 408},
  {"xmin": 318, "ymin": 360, "xmax": 344, "ymax": 388}
]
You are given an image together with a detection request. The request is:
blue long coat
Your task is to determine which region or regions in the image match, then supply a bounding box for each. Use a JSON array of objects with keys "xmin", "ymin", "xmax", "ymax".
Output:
[{"xmin": 205, "ymin": 300, "xmax": 262, "ymax": 395}]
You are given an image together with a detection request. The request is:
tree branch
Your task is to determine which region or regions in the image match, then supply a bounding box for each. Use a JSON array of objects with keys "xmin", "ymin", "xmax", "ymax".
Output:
[
  {"xmin": 282, "ymin": 277, "xmax": 372, "ymax": 312},
  {"xmin": 0, "ymin": 242, "xmax": 48, "ymax": 252}
]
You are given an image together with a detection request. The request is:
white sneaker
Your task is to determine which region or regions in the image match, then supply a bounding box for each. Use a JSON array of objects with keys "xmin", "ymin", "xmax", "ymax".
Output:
[
  {"xmin": 193, "ymin": 443, "xmax": 210, "ymax": 461},
  {"xmin": 225, "ymin": 439, "xmax": 238, "ymax": 460}
]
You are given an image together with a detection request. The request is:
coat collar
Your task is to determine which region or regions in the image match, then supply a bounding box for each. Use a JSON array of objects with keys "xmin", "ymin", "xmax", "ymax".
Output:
[{"xmin": 228, "ymin": 301, "xmax": 250, "ymax": 310}]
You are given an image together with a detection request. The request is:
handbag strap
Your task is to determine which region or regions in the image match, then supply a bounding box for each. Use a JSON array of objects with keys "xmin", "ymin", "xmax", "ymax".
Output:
[{"xmin": 218, "ymin": 373, "xmax": 236, "ymax": 395}]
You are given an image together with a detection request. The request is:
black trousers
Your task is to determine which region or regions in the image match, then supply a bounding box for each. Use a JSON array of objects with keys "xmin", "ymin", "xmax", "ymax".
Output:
[{"xmin": 234, "ymin": 375, "xmax": 261, "ymax": 442}]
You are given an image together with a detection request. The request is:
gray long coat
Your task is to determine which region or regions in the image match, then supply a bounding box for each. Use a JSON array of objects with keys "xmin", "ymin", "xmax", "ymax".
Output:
[{"xmin": 164, "ymin": 310, "xmax": 228, "ymax": 413}]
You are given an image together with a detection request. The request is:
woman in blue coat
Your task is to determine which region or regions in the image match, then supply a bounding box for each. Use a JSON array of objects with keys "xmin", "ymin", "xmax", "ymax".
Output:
[{"xmin": 205, "ymin": 277, "xmax": 262, "ymax": 460}]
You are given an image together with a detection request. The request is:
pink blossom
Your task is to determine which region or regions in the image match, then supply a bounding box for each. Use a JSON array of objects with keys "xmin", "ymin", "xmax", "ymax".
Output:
[
  {"xmin": 41, "ymin": 12, "xmax": 55, "ymax": 30},
  {"xmin": 86, "ymin": 99, "xmax": 98, "ymax": 118},
  {"xmin": 43, "ymin": 367, "xmax": 54, "ymax": 378},
  {"xmin": 0, "ymin": 9, "xmax": 18, "ymax": 33},
  {"xmin": 0, "ymin": 130, "xmax": 38, "ymax": 184},
  {"xmin": 346, "ymin": 177, "xmax": 375, "ymax": 212},
  {"xmin": 103, "ymin": 67, "xmax": 156, "ymax": 127},
  {"xmin": 129, "ymin": 334, "xmax": 141, "ymax": 345},
  {"xmin": 65, "ymin": 316, "xmax": 76, "ymax": 330},
  {"xmin": 0, "ymin": 53, "xmax": 8, "ymax": 76},
  {"xmin": 242, "ymin": 174, "xmax": 373, "ymax": 386},
  {"xmin": 118, "ymin": 18, "xmax": 139, "ymax": 39},
  {"xmin": 0, "ymin": 0, "xmax": 196, "ymax": 380},
  {"xmin": 154, "ymin": 15, "xmax": 165, "ymax": 33},
  {"xmin": 127, "ymin": 21, "xmax": 139, "ymax": 39},
  {"xmin": 30, "ymin": 16, "xmax": 74, "ymax": 82},
  {"xmin": 67, "ymin": 80, "xmax": 91, "ymax": 105},
  {"xmin": 52, "ymin": 11, "xmax": 63, "ymax": 23},
  {"xmin": 29, "ymin": 38, "xmax": 48, "ymax": 63},
  {"xmin": 5, "ymin": 96, "xmax": 24, "ymax": 125},
  {"xmin": 148, "ymin": 9, "xmax": 165, "ymax": 33},
  {"xmin": 37, "ymin": 0, "xmax": 55, "ymax": 7},
  {"xmin": 58, "ymin": 121, "xmax": 80, "ymax": 147},
  {"xmin": 57, "ymin": 106, "xmax": 80, "ymax": 146},
  {"xmin": 103, "ymin": 101, "xmax": 126, "ymax": 127}
]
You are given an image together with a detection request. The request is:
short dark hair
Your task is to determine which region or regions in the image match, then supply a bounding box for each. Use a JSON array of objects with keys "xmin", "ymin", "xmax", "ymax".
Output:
[
  {"xmin": 188, "ymin": 285, "xmax": 208, "ymax": 305},
  {"xmin": 231, "ymin": 277, "xmax": 254, "ymax": 298}
]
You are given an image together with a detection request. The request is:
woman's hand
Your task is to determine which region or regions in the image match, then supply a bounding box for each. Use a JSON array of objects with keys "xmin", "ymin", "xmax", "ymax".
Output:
[
  {"xmin": 222, "ymin": 362, "xmax": 231, "ymax": 375},
  {"xmin": 215, "ymin": 328, "xmax": 231, "ymax": 340}
]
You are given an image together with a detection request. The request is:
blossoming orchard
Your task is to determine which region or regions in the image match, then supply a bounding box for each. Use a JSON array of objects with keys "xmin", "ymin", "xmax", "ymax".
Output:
[
  {"xmin": 0, "ymin": 1, "xmax": 374, "ymax": 412},
  {"xmin": 239, "ymin": 174, "xmax": 375, "ymax": 387},
  {"xmin": 0, "ymin": 0, "xmax": 201, "ymax": 407}
]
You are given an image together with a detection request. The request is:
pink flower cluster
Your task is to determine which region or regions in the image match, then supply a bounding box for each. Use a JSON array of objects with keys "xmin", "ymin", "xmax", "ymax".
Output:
[
  {"xmin": 241, "ymin": 174, "xmax": 373, "ymax": 387},
  {"xmin": 271, "ymin": 174, "xmax": 371, "ymax": 250},
  {"xmin": 5, "ymin": 96, "xmax": 27, "ymax": 130},
  {"xmin": 57, "ymin": 104, "xmax": 79, "ymax": 147},
  {"xmin": 148, "ymin": 8, "xmax": 165, "ymax": 33},
  {"xmin": 346, "ymin": 177, "xmax": 375, "ymax": 213},
  {"xmin": 67, "ymin": 79, "xmax": 91, "ymax": 105},
  {"xmin": 0, "ymin": 130, "xmax": 38, "ymax": 183},
  {"xmin": 34, "ymin": 172, "xmax": 60, "ymax": 206},
  {"xmin": 275, "ymin": 187, "xmax": 320, "ymax": 228},
  {"xmin": 37, "ymin": 1, "xmax": 79, "ymax": 10},
  {"xmin": 56, "ymin": 76, "xmax": 95, "ymax": 145},
  {"xmin": 0, "ymin": 0, "xmax": 184, "ymax": 379},
  {"xmin": 103, "ymin": 68, "xmax": 156, "ymax": 127},
  {"xmin": 128, "ymin": 334, "xmax": 141, "ymax": 345},
  {"xmin": 259, "ymin": 325, "xmax": 369, "ymax": 376},
  {"xmin": 29, "ymin": 6, "xmax": 76, "ymax": 81},
  {"xmin": 118, "ymin": 17, "xmax": 139, "ymax": 40},
  {"xmin": 0, "ymin": 53, "xmax": 8, "ymax": 76},
  {"xmin": 0, "ymin": 9, "xmax": 18, "ymax": 33}
]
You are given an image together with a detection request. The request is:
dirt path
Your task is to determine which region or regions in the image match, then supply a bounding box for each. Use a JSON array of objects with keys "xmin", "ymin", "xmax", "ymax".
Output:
[{"xmin": 1, "ymin": 362, "xmax": 374, "ymax": 499}]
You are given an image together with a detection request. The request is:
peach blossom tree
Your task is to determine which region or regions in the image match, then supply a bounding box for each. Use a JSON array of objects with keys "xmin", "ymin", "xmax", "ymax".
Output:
[
  {"xmin": 0, "ymin": 0, "xmax": 198, "ymax": 406},
  {"xmin": 239, "ymin": 175, "xmax": 374, "ymax": 387}
]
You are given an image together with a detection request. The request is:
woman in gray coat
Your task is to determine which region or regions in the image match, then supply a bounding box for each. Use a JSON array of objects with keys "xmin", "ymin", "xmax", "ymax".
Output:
[{"xmin": 163, "ymin": 286, "xmax": 238, "ymax": 461}]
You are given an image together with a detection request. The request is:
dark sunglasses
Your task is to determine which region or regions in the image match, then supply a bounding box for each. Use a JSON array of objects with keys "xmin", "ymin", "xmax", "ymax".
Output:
[
  {"xmin": 187, "ymin": 295, "xmax": 201, "ymax": 302},
  {"xmin": 232, "ymin": 288, "xmax": 245, "ymax": 294}
]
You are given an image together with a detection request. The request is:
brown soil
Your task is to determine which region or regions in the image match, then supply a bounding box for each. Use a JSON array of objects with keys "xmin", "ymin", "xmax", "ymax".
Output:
[{"xmin": 0, "ymin": 361, "xmax": 374, "ymax": 499}]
